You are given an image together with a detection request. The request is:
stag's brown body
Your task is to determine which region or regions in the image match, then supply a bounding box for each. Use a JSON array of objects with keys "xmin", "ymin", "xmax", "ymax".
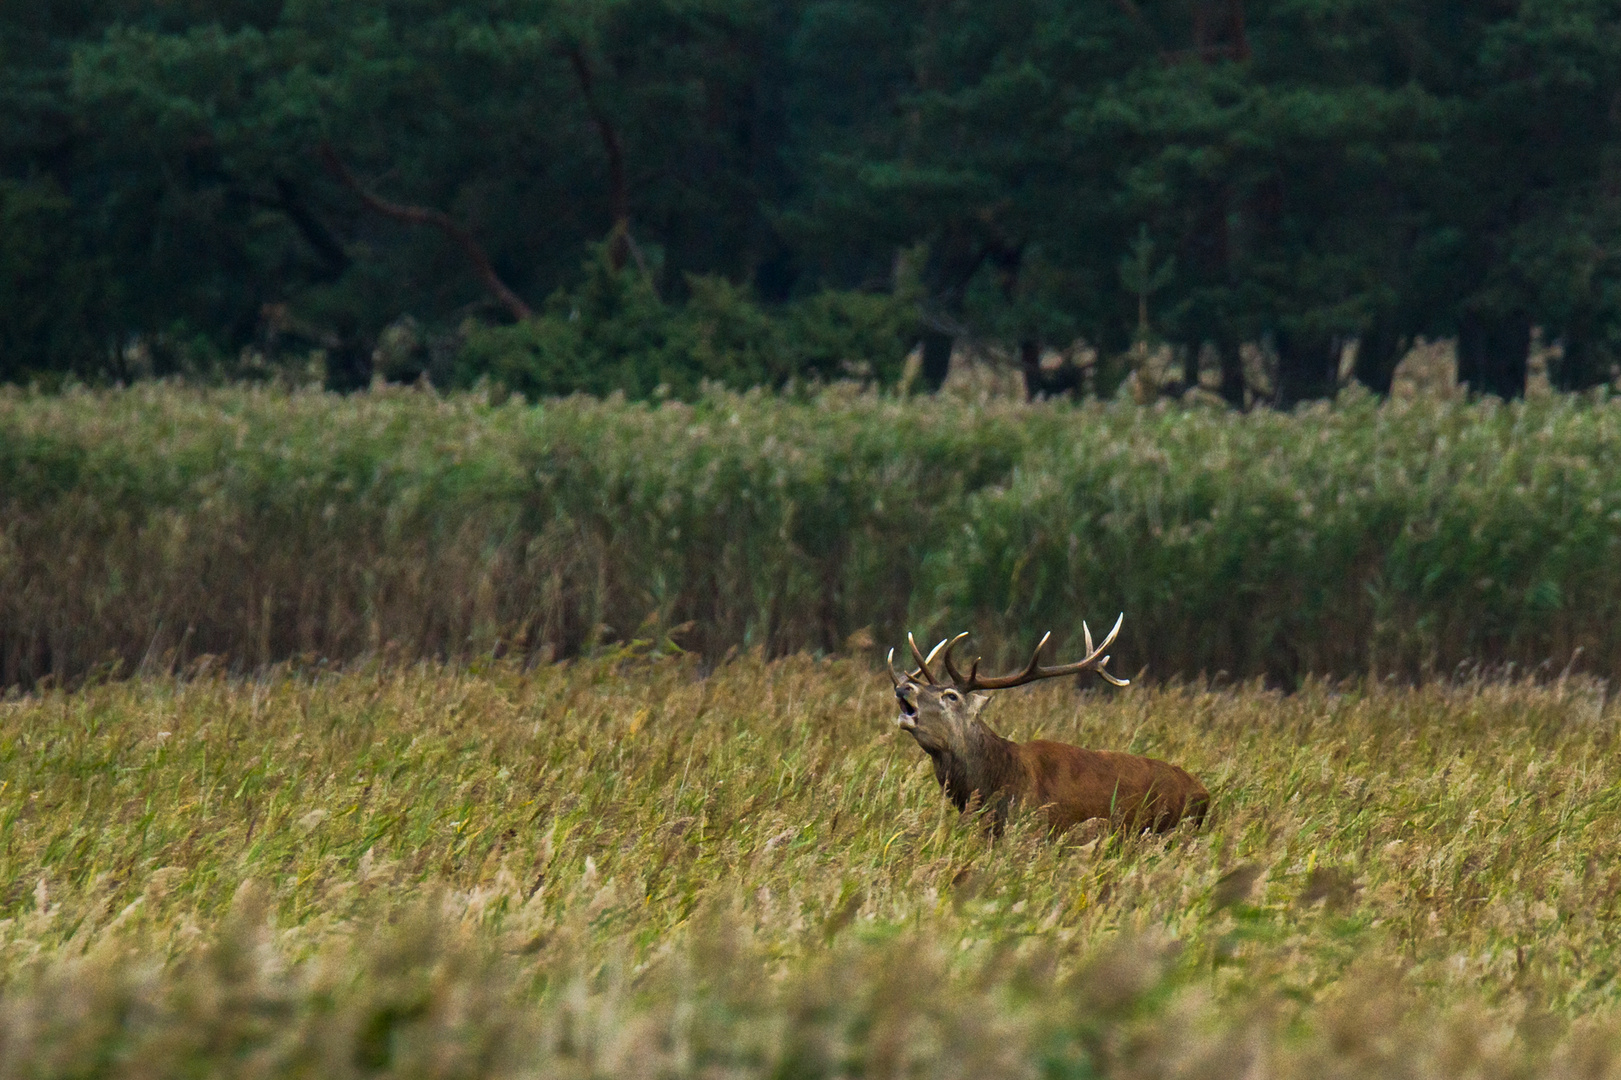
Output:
[{"xmin": 890, "ymin": 623, "xmax": 1208, "ymax": 835}]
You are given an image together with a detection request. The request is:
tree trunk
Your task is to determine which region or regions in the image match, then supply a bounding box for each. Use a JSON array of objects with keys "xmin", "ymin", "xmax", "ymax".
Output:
[
  {"xmin": 323, "ymin": 315, "xmax": 373, "ymax": 393},
  {"xmin": 914, "ymin": 227, "xmax": 992, "ymax": 394},
  {"xmin": 1550, "ymin": 314, "xmax": 1615, "ymax": 391},
  {"xmin": 1274, "ymin": 329, "xmax": 1340, "ymax": 407},
  {"xmin": 1020, "ymin": 339, "xmax": 1044, "ymax": 399},
  {"xmin": 565, "ymin": 44, "xmax": 653, "ymax": 283},
  {"xmin": 918, "ymin": 329, "xmax": 954, "ymax": 391},
  {"xmin": 1216, "ymin": 336, "xmax": 1246, "ymax": 407},
  {"xmin": 1019, "ymin": 339, "xmax": 1083, "ymax": 400},
  {"xmin": 270, "ymin": 176, "xmax": 351, "ymax": 281},
  {"xmin": 1192, "ymin": 0, "xmax": 1249, "ymax": 61},
  {"xmin": 1352, "ymin": 320, "xmax": 1406, "ymax": 396},
  {"xmin": 1457, "ymin": 310, "xmax": 1529, "ymax": 399}
]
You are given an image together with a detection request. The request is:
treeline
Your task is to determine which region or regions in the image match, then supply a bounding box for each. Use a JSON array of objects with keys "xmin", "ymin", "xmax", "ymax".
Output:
[
  {"xmin": 3, "ymin": 1, "xmax": 1620, "ymax": 402},
  {"xmin": 4, "ymin": 385, "xmax": 1620, "ymax": 687}
]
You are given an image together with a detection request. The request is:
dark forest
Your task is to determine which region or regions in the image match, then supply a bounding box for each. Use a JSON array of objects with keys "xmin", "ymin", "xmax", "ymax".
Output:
[{"xmin": 4, "ymin": 0, "xmax": 1619, "ymax": 401}]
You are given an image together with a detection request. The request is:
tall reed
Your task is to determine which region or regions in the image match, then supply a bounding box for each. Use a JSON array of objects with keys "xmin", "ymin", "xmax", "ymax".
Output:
[{"xmin": 3, "ymin": 383, "xmax": 1619, "ymax": 686}]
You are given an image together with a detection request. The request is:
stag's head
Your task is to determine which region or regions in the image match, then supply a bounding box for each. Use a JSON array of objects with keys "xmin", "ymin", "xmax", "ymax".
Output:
[
  {"xmin": 890, "ymin": 642, "xmax": 989, "ymax": 756},
  {"xmin": 888, "ymin": 618, "xmax": 1129, "ymax": 749}
]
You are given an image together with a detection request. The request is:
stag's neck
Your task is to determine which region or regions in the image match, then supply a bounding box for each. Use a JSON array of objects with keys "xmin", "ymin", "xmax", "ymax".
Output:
[{"xmin": 933, "ymin": 721, "xmax": 1023, "ymax": 814}]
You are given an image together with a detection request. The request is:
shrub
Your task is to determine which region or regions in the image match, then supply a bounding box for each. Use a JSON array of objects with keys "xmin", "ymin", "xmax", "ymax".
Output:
[
  {"xmin": 779, "ymin": 287, "xmax": 917, "ymax": 384},
  {"xmin": 454, "ymin": 257, "xmax": 916, "ymax": 399}
]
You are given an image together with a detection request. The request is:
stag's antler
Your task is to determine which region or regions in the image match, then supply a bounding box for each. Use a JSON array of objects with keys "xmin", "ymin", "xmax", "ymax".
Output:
[
  {"xmin": 941, "ymin": 615, "xmax": 1129, "ymax": 690},
  {"xmin": 898, "ymin": 632, "xmax": 964, "ymax": 684}
]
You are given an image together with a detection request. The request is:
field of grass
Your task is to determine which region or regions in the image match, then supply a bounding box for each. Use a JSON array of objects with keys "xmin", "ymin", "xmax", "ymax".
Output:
[{"xmin": 4, "ymin": 654, "xmax": 1621, "ymax": 1076}]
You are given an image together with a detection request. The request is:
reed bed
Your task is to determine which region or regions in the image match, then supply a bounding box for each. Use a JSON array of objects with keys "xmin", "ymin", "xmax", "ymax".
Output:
[
  {"xmin": 3, "ymin": 656, "xmax": 1621, "ymax": 1076},
  {"xmin": 4, "ymin": 383, "xmax": 1621, "ymax": 687}
]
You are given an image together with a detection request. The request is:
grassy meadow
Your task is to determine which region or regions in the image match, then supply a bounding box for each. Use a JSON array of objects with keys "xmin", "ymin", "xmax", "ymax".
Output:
[{"xmin": 5, "ymin": 653, "xmax": 1621, "ymax": 1077}]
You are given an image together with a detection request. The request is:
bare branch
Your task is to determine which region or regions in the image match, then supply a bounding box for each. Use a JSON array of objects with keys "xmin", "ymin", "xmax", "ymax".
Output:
[
  {"xmin": 318, "ymin": 144, "xmax": 533, "ymax": 322},
  {"xmin": 564, "ymin": 44, "xmax": 635, "ymax": 275}
]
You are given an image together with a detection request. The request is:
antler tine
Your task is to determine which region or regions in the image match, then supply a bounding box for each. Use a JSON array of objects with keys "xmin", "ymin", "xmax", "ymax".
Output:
[
  {"xmin": 1098, "ymin": 612, "xmax": 1123, "ymax": 654},
  {"xmin": 1079, "ymin": 613, "xmax": 1123, "ymax": 666},
  {"xmin": 906, "ymin": 632, "xmax": 937, "ymax": 684},
  {"xmin": 962, "ymin": 617, "xmax": 1130, "ymax": 690},
  {"xmin": 1020, "ymin": 631, "xmax": 1053, "ymax": 681},
  {"xmin": 1031, "ymin": 631, "xmax": 1052, "ymax": 672},
  {"xmin": 1096, "ymin": 660, "xmax": 1130, "ymax": 687},
  {"xmin": 962, "ymin": 631, "xmax": 1050, "ymax": 690},
  {"xmin": 939, "ymin": 632, "xmax": 972, "ymax": 685},
  {"xmin": 1081, "ymin": 614, "xmax": 1130, "ymax": 687},
  {"xmin": 887, "ymin": 647, "xmax": 902, "ymax": 688}
]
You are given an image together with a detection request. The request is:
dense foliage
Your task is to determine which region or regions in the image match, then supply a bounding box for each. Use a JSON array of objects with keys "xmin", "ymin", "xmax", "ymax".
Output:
[
  {"xmin": 3, "ymin": 0, "xmax": 1619, "ymax": 398},
  {"xmin": 3, "ymin": 661, "xmax": 1621, "ymax": 1076},
  {"xmin": 4, "ymin": 383, "xmax": 1620, "ymax": 688},
  {"xmin": 453, "ymin": 256, "xmax": 917, "ymax": 398}
]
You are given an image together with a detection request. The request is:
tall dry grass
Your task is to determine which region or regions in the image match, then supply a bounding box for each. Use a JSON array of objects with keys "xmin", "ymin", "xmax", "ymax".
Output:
[
  {"xmin": 4, "ymin": 383, "xmax": 1621, "ymax": 687},
  {"xmin": 3, "ymin": 656, "xmax": 1621, "ymax": 1075}
]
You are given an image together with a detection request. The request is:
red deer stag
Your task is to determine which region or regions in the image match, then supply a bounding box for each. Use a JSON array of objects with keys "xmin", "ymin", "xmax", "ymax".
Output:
[{"xmin": 888, "ymin": 617, "xmax": 1208, "ymax": 835}]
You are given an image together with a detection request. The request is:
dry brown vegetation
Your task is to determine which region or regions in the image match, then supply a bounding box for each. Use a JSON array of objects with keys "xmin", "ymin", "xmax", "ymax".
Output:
[{"xmin": 4, "ymin": 655, "xmax": 1621, "ymax": 1076}]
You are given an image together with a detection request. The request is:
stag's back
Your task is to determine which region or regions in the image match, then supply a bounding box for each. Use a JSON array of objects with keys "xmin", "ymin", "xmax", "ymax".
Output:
[{"xmin": 1014, "ymin": 740, "xmax": 1209, "ymax": 833}]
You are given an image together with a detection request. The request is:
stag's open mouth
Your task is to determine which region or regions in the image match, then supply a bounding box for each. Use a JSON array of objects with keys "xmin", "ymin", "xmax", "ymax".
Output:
[{"xmin": 895, "ymin": 689, "xmax": 918, "ymax": 730}]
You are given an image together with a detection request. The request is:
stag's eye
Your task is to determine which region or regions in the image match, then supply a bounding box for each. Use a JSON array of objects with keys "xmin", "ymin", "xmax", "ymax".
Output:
[{"xmin": 941, "ymin": 689, "xmax": 960, "ymax": 702}]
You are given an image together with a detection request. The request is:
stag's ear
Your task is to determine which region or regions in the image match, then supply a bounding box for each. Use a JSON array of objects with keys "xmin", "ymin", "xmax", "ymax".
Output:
[{"xmin": 965, "ymin": 692, "xmax": 992, "ymax": 720}]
